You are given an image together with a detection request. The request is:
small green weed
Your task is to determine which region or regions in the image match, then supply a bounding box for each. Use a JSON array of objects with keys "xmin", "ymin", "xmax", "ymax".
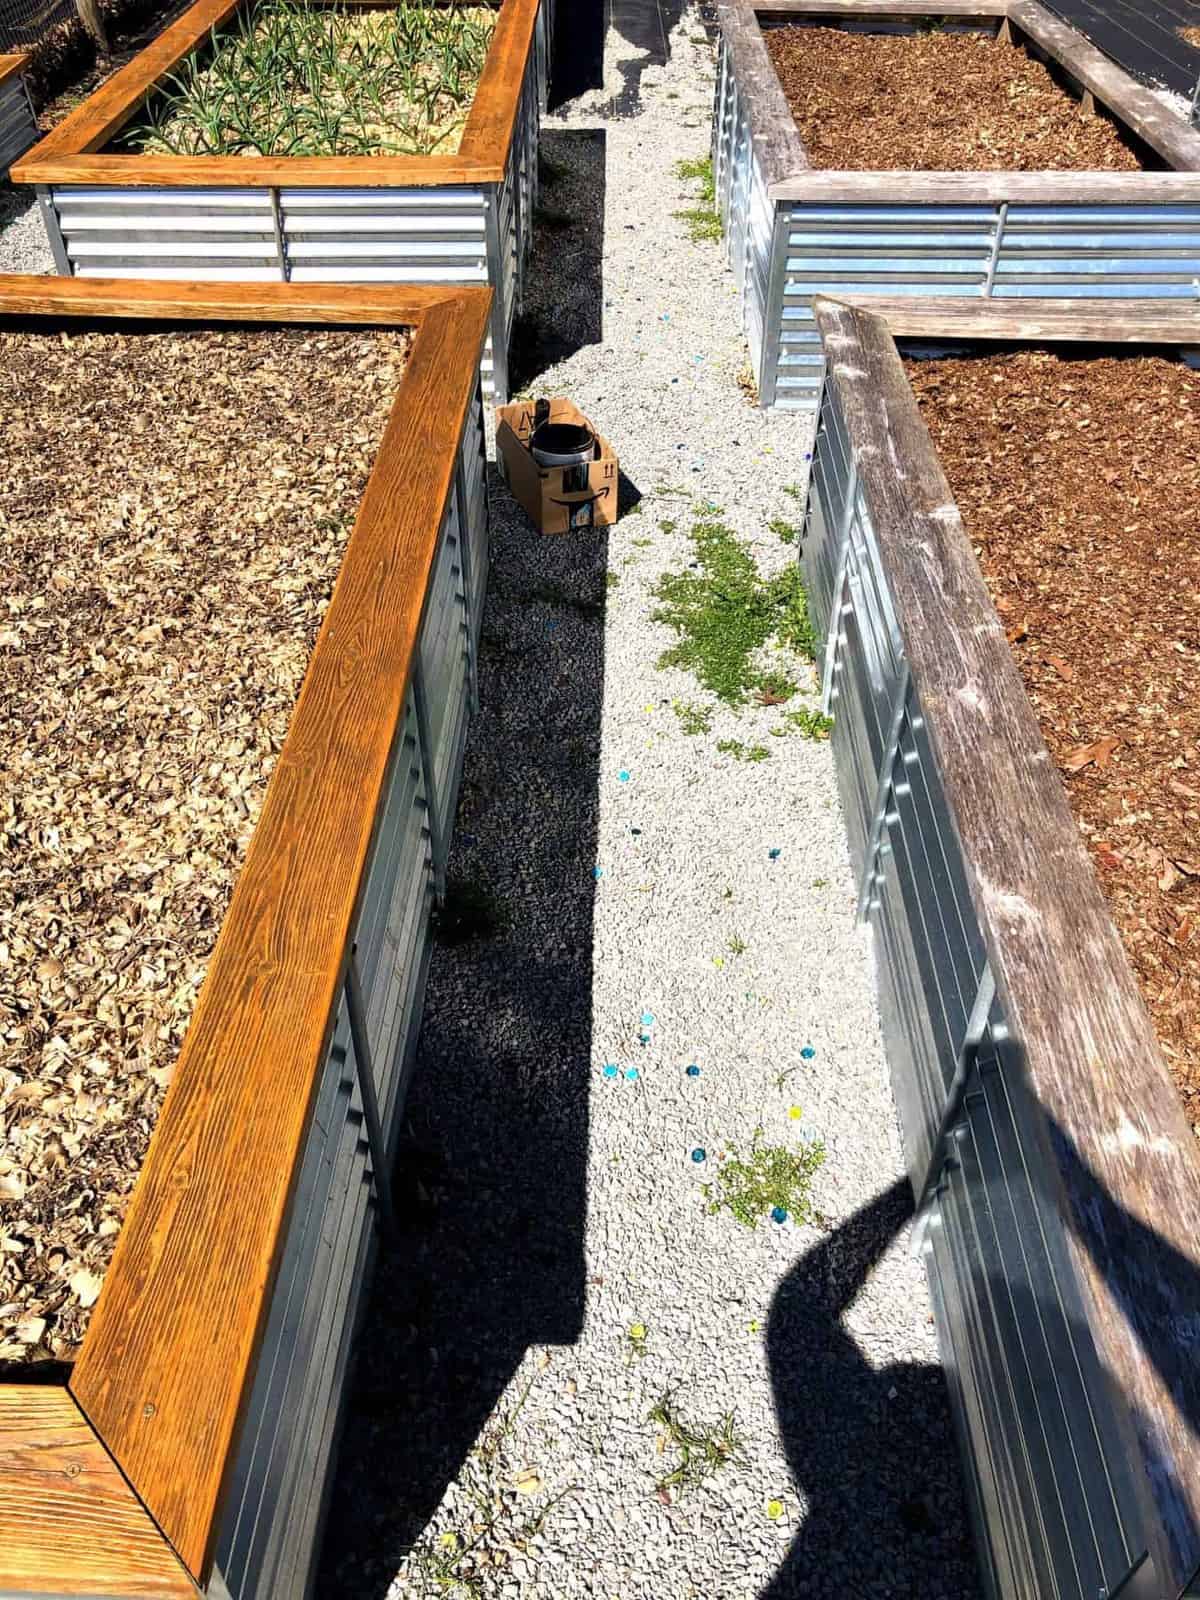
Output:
[
  {"xmin": 606, "ymin": 572, "xmax": 621, "ymax": 589},
  {"xmin": 647, "ymin": 1392, "xmax": 742, "ymax": 1496},
  {"xmin": 770, "ymin": 518, "xmax": 799, "ymax": 546},
  {"xmin": 659, "ymin": 518, "xmax": 677, "ymax": 534},
  {"xmin": 756, "ymin": 668, "xmax": 797, "ymax": 704},
  {"xmin": 673, "ymin": 699, "xmax": 713, "ymax": 735},
  {"xmin": 632, "ymin": 536, "xmax": 653, "ymax": 548},
  {"xmin": 717, "ymin": 738, "xmax": 770, "ymax": 763},
  {"xmin": 704, "ymin": 1128, "xmax": 825, "ymax": 1228},
  {"xmin": 676, "ymin": 206, "xmax": 723, "ymax": 243},
  {"xmin": 727, "ymin": 933, "xmax": 747, "ymax": 956},
  {"xmin": 653, "ymin": 519, "xmax": 816, "ymax": 705},
  {"xmin": 783, "ymin": 707, "xmax": 834, "ymax": 740},
  {"xmin": 626, "ymin": 1322, "xmax": 649, "ymax": 1359},
  {"xmin": 673, "ymin": 155, "xmax": 721, "ymax": 244},
  {"xmin": 673, "ymin": 155, "xmax": 716, "ymax": 202},
  {"xmin": 782, "ymin": 482, "xmax": 805, "ymax": 502}
]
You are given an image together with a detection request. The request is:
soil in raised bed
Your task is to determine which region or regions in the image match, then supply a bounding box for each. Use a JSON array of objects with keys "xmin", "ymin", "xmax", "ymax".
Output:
[
  {"xmin": 0, "ymin": 322, "xmax": 409, "ymax": 1363},
  {"xmin": 765, "ymin": 25, "xmax": 1143, "ymax": 172},
  {"xmin": 906, "ymin": 347, "xmax": 1200, "ymax": 1132}
]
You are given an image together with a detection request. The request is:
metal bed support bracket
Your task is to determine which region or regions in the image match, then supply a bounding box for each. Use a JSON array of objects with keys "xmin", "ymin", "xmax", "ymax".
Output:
[
  {"xmin": 910, "ymin": 967, "xmax": 997, "ymax": 1257},
  {"xmin": 856, "ymin": 663, "xmax": 913, "ymax": 923},
  {"xmin": 345, "ymin": 946, "xmax": 397, "ymax": 1237},
  {"xmin": 820, "ymin": 460, "xmax": 859, "ymax": 717},
  {"xmin": 410, "ymin": 656, "xmax": 448, "ymax": 902}
]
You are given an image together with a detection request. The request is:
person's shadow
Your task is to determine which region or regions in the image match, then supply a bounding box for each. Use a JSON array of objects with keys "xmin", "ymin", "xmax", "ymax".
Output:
[{"xmin": 763, "ymin": 1178, "xmax": 981, "ymax": 1600}]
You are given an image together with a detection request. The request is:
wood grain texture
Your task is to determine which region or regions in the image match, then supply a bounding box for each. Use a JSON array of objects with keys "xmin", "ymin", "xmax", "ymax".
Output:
[
  {"xmin": 14, "ymin": 0, "xmax": 538, "ymax": 186},
  {"xmin": 753, "ymin": 0, "xmax": 1005, "ymax": 14},
  {"xmin": 814, "ymin": 293, "xmax": 1200, "ymax": 1593},
  {"xmin": 768, "ymin": 167, "xmax": 1200, "ymax": 200},
  {"xmin": 28, "ymin": 282, "xmax": 491, "ymax": 1585},
  {"xmin": 716, "ymin": 0, "xmax": 809, "ymax": 187},
  {"xmin": 0, "ymin": 1387, "xmax": 197, "ymax": 1597},
  {"xmin": 0, "ymin": 273, "xmax": 468, "ymax": 324},
  {"xmin": 0, "ymin": 53, "xmax": 29, "ymax": 88},
  {"xmin": 835, "ymin": 295, "xmax": 1200, "ymax": 341}
]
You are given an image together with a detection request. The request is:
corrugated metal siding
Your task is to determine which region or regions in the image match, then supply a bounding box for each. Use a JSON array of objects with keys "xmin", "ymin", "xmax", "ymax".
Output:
[
  {"xmin": 802, "ymin": 371, "xmax": 1159, "ymax": 1600},
  {"xmin": 210, "ymin": 392, "xmax": 488, "ymax": 1600},
  {"xmin": 712, "ymin": 19, "xmax": 1200, "ymax": 411},
  {"xmin": 0, "ymin": 69, "xmax": 36, "ymax": 174},
  {"xmin": 712, "ymin": 33, "xmax": 775, "ymax": 391},
  {"xmin": 45, "ymin": 0, "xmax": 547, "ymax": 400}
]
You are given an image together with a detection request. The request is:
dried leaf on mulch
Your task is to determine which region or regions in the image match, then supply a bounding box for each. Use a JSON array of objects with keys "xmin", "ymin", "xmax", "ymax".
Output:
[
  {"xmin": 907, "ymin": 348, "xmax": 1200, "ymax": 1131},
  {"xmin": 765, "ymin": 25, "xmax": 1143, "ymax": 172},
  {"xmin": 0, "ymin": 322, "xmax": 409, "ymax": 1363}
]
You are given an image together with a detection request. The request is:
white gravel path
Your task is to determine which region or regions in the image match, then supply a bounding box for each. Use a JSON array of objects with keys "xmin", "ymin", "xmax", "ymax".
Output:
[
  {"xmin": 0, "ymin": 184, "xmax": 54, "ymax": 274},
  {"xmin": 322, "ymin": 9, "xmax": 980, "ymax": 1600}
]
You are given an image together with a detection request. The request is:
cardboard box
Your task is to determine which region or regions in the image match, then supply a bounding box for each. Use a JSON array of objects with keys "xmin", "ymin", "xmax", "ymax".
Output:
[{"xmin": 495, "ymin": 397, "xmax": 619, "ymax": 534}]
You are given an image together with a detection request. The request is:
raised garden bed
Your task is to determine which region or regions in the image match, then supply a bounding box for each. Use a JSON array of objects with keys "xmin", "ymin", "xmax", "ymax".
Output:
[
  {"xmin": 711, "ymin": 0, "xmax": 1200, "ymax": 409},
  {"xmin": 0, "ymin": 55, "xmax": 37, "ymax": 171},
  {"xmin": 12, "ymin": 0, "xmax": 552, "ymax": 400},
  {"xmin": 802, "ymin": 294, "xmax": 1200, "ymax": 1600},
  {"xmin": 0, "ymin": 275, "xmax": 490, "ymax": 1600}
]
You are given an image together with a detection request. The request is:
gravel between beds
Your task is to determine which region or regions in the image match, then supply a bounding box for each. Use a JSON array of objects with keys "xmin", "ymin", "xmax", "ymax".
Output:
[{"xmin": 322, "ymin": 11, "xmax": 979, "ymax": 1599}]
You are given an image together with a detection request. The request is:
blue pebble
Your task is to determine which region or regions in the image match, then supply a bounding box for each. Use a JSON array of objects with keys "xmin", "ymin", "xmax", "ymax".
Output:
[
  {"xmin": 594, "ymin": 866, "xmax": 604, "ymax": 879},
  {"xmin": 602, "ymin": 1064, "xmax": 619, "ymax": 1079},
  {"xmin": 641, "ymin": 1011, "xmax": 655, "ymax": 1027},
  {"xmin": 618, "ymin": 769, "xmax": 631, "ymax": 783},
  {"xmin": 800, "ymin": 1046, "xmax": 816, "ymax": 1060},
  {"xmin": 686, "ymin": 1064, "xmax": 701, "ymax": 1078},
  {"xmin": 691, "ymin": 1148, "xmax": 706, "ymax": 1164},
  {"xmin": 768, "ymin": 848, "xmax": 782, "ymax": 860},
  {"xmin": 625, "ymin": 1067, "xmax": 640, "ymax": 1082},
  {"xmin": 771, "ymin": 1206, "xmax": 789, "ymax": 1224}
]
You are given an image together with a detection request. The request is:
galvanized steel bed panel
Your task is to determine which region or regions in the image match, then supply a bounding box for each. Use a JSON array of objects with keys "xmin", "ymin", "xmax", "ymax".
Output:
[
  {"xmin": 0, "ymin": 68, "xmax": 36, "ymax": 173},
  {"xmin": 713, "ymin": 11, "xmax": 1200, "ymax": 410},
  {"xmin": 210, "ymin": 387, "xmax": 488, "ymax": 1600},
  {"xmin": 43, "ymin": 0, "xmax": 547, "ymax": 401},
  {"xmin": 803, "ymin": 367, "xmax": 1168, "ymax": 1600}
]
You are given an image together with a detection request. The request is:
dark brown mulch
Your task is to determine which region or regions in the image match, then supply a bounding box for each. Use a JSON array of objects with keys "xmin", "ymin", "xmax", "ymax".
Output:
[
  {"xmin": 27, "ymin": 0, "xmax": 192, "ymax": 129},
  {"xmin": 906, "ymin": 348, "xmax": 1200, "ymax": 1133},
  {"xmin": 0, "ymin": 324, "xmax": 409, "ymax": 1364},
  {"xmin": 765, "ymin": 25, "xmax": 1143, "ymax": 172}
]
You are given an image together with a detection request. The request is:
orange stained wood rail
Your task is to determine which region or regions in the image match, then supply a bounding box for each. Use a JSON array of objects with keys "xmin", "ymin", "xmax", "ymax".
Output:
[
  {"xmin": 14, "ymin": 0, "xmax": 539, "ymax": 186},
  {"xmin": 0, "ymin": 276, "xmax": 492, "ymax": 1593},
  {"xmin": 0, "ymin": 54, "xmax": 29, "ymax": 89}
]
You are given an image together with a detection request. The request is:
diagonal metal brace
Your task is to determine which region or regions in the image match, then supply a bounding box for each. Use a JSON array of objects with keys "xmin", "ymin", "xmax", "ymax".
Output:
[
  {"xmin": 911, "ymin": 967, "xmax": 997, "ymax": 1257},
  {"xmin": 345, "ymin": 948, "xmax": 396, "ymax": 1238},
  {"xmin": 856, "ymin": 664, "xmax": 912, "ymax": 923}
]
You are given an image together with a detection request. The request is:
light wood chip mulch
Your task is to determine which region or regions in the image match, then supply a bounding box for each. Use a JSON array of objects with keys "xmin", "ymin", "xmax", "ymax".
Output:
[
  {"xmin": 765, "ymin": 25, "xmax": 1144, "ymax": 172},
  {"xmin": 907, "ymin": 348, "xmax": 1200, "ymax": 1136},
  {"xmin": 0, "ymin": 323, "xmax": 408, "ymax": 1364}
]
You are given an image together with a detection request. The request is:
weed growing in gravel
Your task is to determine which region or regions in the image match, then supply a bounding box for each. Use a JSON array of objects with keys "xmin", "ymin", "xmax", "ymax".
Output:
[
  {"xmin": 648, "ymin": 1392, "xmax": 742, "ymax": 1496},
  {"xmin": 756, "ymin": 668, "xmax": 797, "ymax": 704},
  {"xmin": 770, "ymin": 517, "xmax": 799, "ymax": 545},
  {"xmin": 653, "ymin": 519, "xmax": 816, "ymax": 705},
  {"xmin": 782, "ymin": 707, "xmax": 834, "ymax": 740},
  {"xmin": 727, "ymin": 933, "xmax": 747, "ymax": 956},
  {"xmin": 704, "ymin": 1129, "xmax": 825, "ymax": 1228},
  {"xmin": 673, "ymin": 699, "xmax": 713, "ymax": 735},
  {"xmin": 717, "ymin": 738, "xmax": 771, "ymax": 763},
  {"xmin": 119, "ymin": 0, "xmax": 496, "ymax": 158},
  {"xmin": 673, "ymin": 155, "xmax": 722, "ymax": 243},
  {"xmin": 626, "ymin": 1321, "xmax": 650, "ymax": 1359}
]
